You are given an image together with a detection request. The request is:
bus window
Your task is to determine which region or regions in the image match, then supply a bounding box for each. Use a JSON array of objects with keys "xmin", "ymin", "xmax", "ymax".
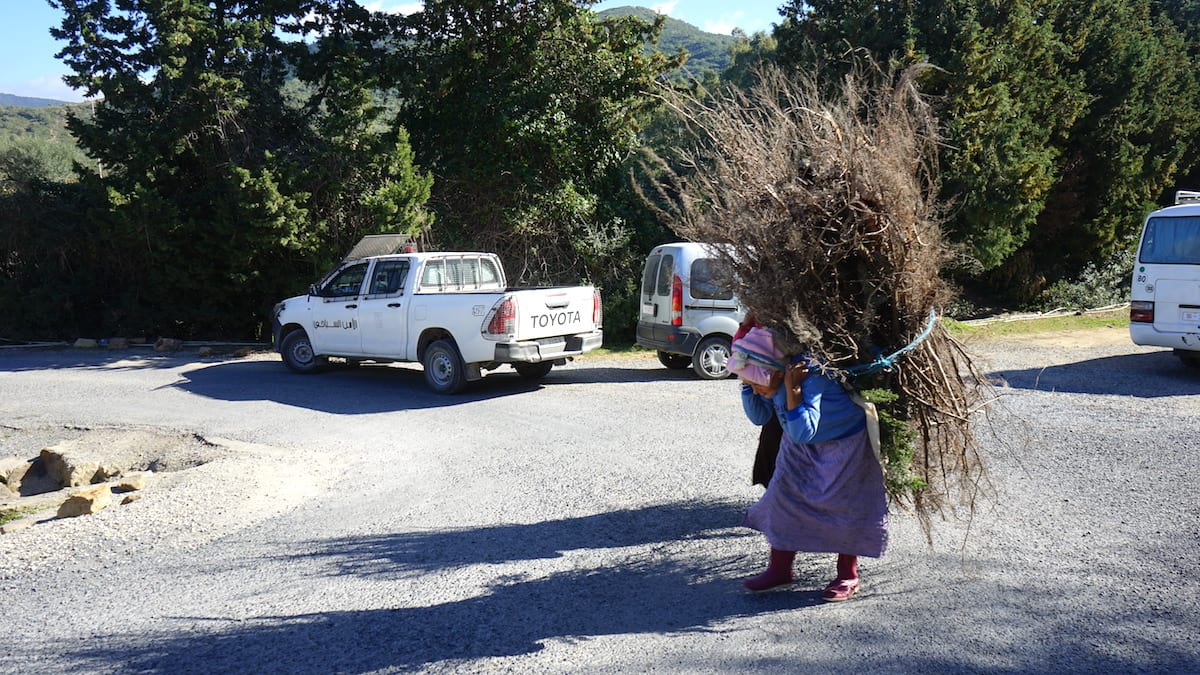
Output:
[{"xmin": 1139, "ymin": 216, "xmax": 1200, "ymax": 265}]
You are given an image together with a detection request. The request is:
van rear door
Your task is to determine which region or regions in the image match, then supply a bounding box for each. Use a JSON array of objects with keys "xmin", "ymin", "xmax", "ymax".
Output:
[{"xmin": 638, "ymin": 249, "xmax": 676, "ymax": 345}]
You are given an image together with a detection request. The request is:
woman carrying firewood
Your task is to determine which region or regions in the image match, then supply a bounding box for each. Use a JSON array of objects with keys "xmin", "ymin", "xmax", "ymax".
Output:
[{"xmin": 729, "ymin": 326, "xmax": 888, "ymax": 601}]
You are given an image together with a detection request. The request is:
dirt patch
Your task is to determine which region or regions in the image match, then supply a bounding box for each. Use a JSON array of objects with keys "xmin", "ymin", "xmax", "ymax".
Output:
[{"xmin": 1, "ymin": 424, "xmax": 229, "ymax": 529}]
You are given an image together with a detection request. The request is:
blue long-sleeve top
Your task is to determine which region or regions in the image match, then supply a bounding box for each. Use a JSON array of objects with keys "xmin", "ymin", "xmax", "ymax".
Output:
[{"xmin": 741, "ymin": 358, "xmax": 866, "ymax": 444}]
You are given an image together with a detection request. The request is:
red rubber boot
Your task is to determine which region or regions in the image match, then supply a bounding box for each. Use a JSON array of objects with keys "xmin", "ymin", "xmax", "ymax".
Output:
[
  {"xmin": 821, "ymin": 554, "xmax": 860, "ymax": 602},
  {"xmin": 743, "ymin": 548, "xmax": 796, "ymax": 591}
]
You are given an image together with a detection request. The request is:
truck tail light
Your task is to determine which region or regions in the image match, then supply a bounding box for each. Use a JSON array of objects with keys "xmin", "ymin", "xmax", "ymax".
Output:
[
  {"xmin": 671, "ymin": 275, "xmax": 683, "ymax": 326},
  {"xmin": 1130, "ymin": 301, "xmax": 1154, "ymax": 323},
  {"xmin": 593, "ymin": 290, "xmax": 603, "ymax": 326},
  {"xmin": 484, "ymin": 297, "xmax": 517, "ymax": 336}
]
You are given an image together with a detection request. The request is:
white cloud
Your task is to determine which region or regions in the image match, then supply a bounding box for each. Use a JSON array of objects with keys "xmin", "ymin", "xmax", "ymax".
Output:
[
  {"xmin": 703, "ymin": 18, "xmax": 737, "ymax": 35},
  {"xmin": 704, "ymin": 10, "xmax": 772, "ymax": 36},
  {"xmin": 365, "ymin": 1, "xmax": 423, "ymax": 14},
  {"xmin": 650, "ymin": 2, "xmax": 679, "ymax": 16},
  {"xmin": 16, "ymin": 74, "xmax": 89, "ymax": 103}
]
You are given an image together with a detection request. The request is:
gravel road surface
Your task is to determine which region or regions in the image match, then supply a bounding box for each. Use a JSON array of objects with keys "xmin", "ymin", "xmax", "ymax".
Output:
[{"xmin": 0, "ymin": 325, "xmax": 1197, "ymax": 674}]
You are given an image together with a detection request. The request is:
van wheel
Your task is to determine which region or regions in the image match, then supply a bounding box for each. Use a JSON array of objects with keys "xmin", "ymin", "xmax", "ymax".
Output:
[
  {"xmin": 423, "ymin": 339, "xmax": 468, "ymax": 394},
  {"xmin": 514, "ymin": 362, "xmax": 554, "ymax": 379},
  {"xmin": 280, "ymin": 330, "xmax": 325, "ymax": 374},
  {"xmin": 657, "ymin": 351, "xmax": 691, "ymax": 370},
  {"xmin": 693, "ymin": 336, "xmax": 732, "ymax": 380}
]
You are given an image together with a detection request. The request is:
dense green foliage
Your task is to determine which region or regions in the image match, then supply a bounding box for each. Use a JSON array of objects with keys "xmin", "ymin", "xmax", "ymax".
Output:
[
  {"xmin": 390, "ymin": 0, "xmax": 676, "ymax": 288},
  {"xmin": 774, "ymin": 0, "xmax": 1200, "ymax": 301},
  {"xmin": 2, "ymin": 0, "xmax": 1200, "ymax": 343},
  {"xmin": 859, "ymin": 387, "xmax": 925, "ymax": 500}
]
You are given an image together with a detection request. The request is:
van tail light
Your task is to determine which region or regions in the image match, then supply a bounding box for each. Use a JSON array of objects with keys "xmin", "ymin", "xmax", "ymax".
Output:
[
  {"xmin": 1130, "ymin": 301, "xmax": 1154, "ymax": 323},
  {"xmin": 593, "ymin": 290, "xmax": 603, "ymax": 326},
  {"xmin": 484, "ymin": 296, "xmax": 517, "ymax": 337},
  {"xmin": 670, "ymin": 275, "xmax": 683, "ymax": 326}
]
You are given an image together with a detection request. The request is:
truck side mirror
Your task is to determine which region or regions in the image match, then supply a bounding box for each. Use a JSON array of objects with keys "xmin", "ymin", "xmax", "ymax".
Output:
[{"xmin": 308, "ymin": 284, "xmax": 320, "ymax": 297}]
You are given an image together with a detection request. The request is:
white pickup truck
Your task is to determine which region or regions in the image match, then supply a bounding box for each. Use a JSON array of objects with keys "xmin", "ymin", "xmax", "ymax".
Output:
[{"xmin": 271, "ymin": 241, "xmax": 603, "ymax": 393}]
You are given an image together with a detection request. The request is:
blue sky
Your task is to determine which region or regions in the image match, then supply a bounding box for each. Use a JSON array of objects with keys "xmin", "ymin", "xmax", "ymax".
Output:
[{"xmin": 1, "ymin": 1, "xmax": 785, "ymax": 103}]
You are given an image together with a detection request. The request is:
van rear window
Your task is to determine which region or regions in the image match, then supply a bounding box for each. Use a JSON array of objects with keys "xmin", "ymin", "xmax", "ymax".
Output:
[
  {"xmin": 691, "ymin": 258, "xmax": 734, "ymax": 300},
  {"xmin": 642, "ymin": 254, "xmax": 661, "ymax": 296},
  {"xmin": 1140, "ymin": 216, "xmax": 1200, "ymax": 264},
  {"xmin": 655, "ymin": 254, "xmax": 675, "ymax": 296}
]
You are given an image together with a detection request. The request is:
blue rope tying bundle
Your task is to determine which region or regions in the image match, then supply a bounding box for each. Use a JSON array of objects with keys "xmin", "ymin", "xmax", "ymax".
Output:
[{"xmin": 842, "ymin": 308, "xmax": 938, "ymax": 379}]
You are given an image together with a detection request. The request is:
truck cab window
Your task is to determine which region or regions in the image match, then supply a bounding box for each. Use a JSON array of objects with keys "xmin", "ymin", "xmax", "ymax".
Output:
[
  {"xmin": 323, "ymin": 263, "xmax": 368, "ymax": 297},
  {"xmin": 480, "ymin": 259, "xmax": 502, "ymax": 289},
  {"xmin": 369, "ymin": 260, "xmax": 409, "ymax": 295},
  {"xmin": 421, "ymin": 260, "xmax": 446, "ymax": 290}
]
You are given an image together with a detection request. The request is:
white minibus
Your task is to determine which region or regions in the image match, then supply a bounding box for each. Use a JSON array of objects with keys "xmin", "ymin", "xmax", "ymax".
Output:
[{"xmin": 1129, "ymin": 190, "xmax": 1200, "ymax": 367}]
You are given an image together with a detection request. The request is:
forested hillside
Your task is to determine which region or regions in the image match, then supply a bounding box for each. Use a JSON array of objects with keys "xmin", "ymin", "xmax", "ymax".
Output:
[
  {"xmin": 1, "ymin": 0, "xmax": 1197, "ymax": 344},
  {"xmin": 598, "ymin": 6, "xmax": 738, "ymax": 75},
  {"xmin": 0, "ymin": 102, "xmax": 94, "ymax": 184}
]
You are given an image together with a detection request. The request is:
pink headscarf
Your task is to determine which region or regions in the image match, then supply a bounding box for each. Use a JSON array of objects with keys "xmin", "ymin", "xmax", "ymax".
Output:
[{"xmin": 728, "ymin": 326, "xmax": 786, "ymax": 386}]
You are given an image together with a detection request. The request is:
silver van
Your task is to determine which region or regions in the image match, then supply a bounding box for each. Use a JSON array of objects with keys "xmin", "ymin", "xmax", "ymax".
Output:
[{"xmin": 636, "ymin": 242, "xmax": 744, "ymax": 378}]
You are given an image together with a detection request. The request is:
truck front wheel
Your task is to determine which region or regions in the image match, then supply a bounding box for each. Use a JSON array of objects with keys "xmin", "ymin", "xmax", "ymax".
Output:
[
  {"xmin": 693, "ymin": 336, "xmax": 732, "ymax": 380},
  {"xmin": 280, "ymin": 330, "xmax": 325, "ymax": 374},
  {"xmin": 423, "ymin": 339, "xmax": 468, "ymax": 394}
]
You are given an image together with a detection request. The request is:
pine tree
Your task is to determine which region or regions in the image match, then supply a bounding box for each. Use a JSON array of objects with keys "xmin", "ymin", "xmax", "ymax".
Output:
[
  {"xmin": 389, "ymin": 0, "xmax": 680, "ymax": 285},
  {"xmin": 49, "ymin": 0, "xmax": 432, "ymax": 338}
]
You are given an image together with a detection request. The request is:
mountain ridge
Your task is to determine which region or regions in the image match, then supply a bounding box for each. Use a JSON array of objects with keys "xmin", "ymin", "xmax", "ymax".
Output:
[{"xmin": 0, "ymin": 93, "xmax": 72, "ymax": 108}]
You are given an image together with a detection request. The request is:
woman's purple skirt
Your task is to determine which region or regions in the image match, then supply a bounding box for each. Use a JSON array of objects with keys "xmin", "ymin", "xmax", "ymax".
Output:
[{"xmin": 743, "ymin": 428, "xmax": 889, "ymax": 557}]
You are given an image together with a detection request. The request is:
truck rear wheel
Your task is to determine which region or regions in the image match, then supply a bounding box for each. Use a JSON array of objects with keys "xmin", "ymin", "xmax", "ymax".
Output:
[
  {"xmin": 1176, "ymin": 350, "xmax": 1200, "ymax": 368},
  {"xmin": 657, "ymin": 351, "xmax": 691, "ymax": 370},
  {"xmin": 514, "ymin": 362, "xmax": 554, "ymax": 379},
  {"xmin": 280, "ymin": 330, "xmax": 325, "ymax": 374},
  {"xmin": 693, "ymin": 336, "xmax": 732, "ymax": 380},
  {"xmin": 423, "ymin": 339, "xmax": 468, "ymax": 394}
]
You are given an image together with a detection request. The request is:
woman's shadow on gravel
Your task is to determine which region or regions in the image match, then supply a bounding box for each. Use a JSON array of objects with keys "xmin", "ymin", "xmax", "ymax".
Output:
[
  {"xmin": 991, "ymin": 349, "xmax": 1199, "ymax": 397},
  {"xmin": 65, "ymin": 500, "xmax": 825, "ymax": 673}
]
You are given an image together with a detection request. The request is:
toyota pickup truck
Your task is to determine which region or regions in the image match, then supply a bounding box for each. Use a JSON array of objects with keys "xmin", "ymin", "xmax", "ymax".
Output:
[{"xmin": 271, "ymin": 240, "xmax": 603, "ymax": 393}]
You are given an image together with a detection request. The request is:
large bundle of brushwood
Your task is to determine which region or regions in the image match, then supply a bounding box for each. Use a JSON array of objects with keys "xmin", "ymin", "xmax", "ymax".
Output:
[{"xmin": 648, "ymin": 64, "xmax": 990, "ymax": 524}]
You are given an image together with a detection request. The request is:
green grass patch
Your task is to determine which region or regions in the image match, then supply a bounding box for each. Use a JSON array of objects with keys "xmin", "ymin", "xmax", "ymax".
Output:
[
  {"xmin": 0, "ymin": 505, "xmax": 40, "ymax": 526},
  {"xmin": 589, "ymin": 309, "xmax": 1130, "ymax": 357},
  {"xmin": 944, "ymin": 309, "xmax": 1129, "ymax": 340}
]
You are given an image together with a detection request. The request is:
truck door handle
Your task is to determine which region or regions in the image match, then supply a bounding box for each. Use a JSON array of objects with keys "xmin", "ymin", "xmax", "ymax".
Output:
[
  {"xmin": 345, "ymin": 304, "xmax": 358, "ymax": 309},
  {"xmin": 388, "ymin": 303, "xmax": 402, "ymax": 308}
]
